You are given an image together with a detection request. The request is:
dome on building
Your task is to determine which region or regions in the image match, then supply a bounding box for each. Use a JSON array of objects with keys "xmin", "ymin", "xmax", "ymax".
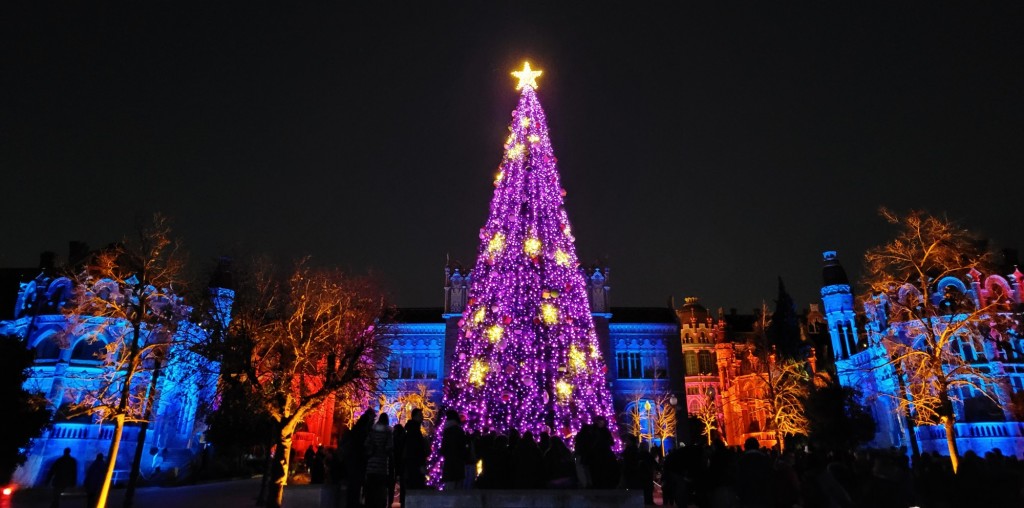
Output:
[
  {"xmin": 678, "ymin": 296, "xmax": 710, "ymax": 322},
  {"xmin": 822, "ymin": 250, "xmax": 850, "ymax": 286}
]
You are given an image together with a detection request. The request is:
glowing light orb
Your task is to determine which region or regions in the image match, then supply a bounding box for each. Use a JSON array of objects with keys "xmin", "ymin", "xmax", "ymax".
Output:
[
  {"xmin": 524, "ymin": 237, "xmax": 542, "ymax": 256},
  {"xmin": 488, "ymin": 232, "xmax": 505, "ymax": 254},
  {"xmin": 541, "ymin": 303, "xmax": 559, "ymax": 325},
  {"xmin": 486, "ymin": 325, "xmax": 504, "ymax": 343},
  {"xmin": 508, "ymin": 143, "xmax": 525, "ymax": 159},
  {"xmin": 528, "ymin": 134, "xmax": 540, "ymax": 143},
  {"xmin": 555, "ymin": 380, "xmax": 573, "ymax": 401},
  {"xmin": 473, "ymin": 307, "xmax": 486, "ymax": 324},
  {"xmin": 569, "ymin": 345, "xmax": 587, "ymax": 372},
  {"xmin": 554, "ymin": 249, "xmax": 571, "ymax": 267},
  {"xmin": 469, "ymin": 360, "xmax": 489, "ymax": 386},
  {"xmin": 512, "ymin": 61, "xmax": 543, "ymax": 90}
]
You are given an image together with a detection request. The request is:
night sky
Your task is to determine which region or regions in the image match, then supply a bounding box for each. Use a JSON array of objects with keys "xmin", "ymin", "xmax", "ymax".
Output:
[{"xmin": 4, "ymin": 2, "xmax": 1023, "ymax": 313}]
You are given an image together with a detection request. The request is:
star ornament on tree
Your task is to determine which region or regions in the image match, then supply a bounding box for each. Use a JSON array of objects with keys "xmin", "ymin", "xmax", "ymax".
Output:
[{"xmin": 512, "ymin": 61, "xmax": 543, "ymax": 90}]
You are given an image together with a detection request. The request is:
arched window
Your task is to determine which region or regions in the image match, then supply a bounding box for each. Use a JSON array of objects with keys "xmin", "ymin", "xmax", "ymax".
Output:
[
  {"xmin": 33, "ymin": 336, "xmax": 62, "ymax": 362},
  {"xmin": 986, "ymin": 276, "xmax": 1014, "ymax": 311},
  {"xmin": 71, "ymin": 338, "xmax": 106, "ymax": 363}
]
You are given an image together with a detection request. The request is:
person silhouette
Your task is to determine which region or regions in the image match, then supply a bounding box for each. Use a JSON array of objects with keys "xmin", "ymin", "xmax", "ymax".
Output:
[
  {"xmin": 84, "ymin": 453, "xmax": 106, "ymax": 508},
  {"xmin": 45, "ymin": 447, "xmax": 78, "ymax": 508}
]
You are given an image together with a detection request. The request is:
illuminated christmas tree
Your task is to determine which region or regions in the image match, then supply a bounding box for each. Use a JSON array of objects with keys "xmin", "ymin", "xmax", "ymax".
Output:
[{"xmin": 430, "ymin": 63, "xmax": 617, "ymax": 480}]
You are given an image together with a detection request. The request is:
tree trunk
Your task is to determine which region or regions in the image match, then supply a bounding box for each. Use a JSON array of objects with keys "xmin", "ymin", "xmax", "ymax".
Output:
[
  {"xmin": 97, "ymin": 414, "xmax": 127, "ymax": 508},
  {"xmin": 939, "ymin": 388, "xmax": 960, "ymax": 473},
  {"xmin": 895, "ymin": 363, "xmax": 921, "ymax": 459},
  {"xmin": 123, "ymin": 358, "xmax": 162, "ymax": 508},
  {"xmin": 267, "ymin": 433, "xmax": 293, "ymax": 508},
  {"xmin": 100, "ymin": 321, "xmax": 142, "ymax": 507},
  {"xmin": 943, "ymin": 415, "xmax": 959, "ymax": 474}
]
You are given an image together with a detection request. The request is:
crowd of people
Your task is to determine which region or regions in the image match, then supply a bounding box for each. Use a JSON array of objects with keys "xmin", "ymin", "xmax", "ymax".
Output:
[
  {"xmin": 658, "ymin": 437, "xmax": 1024, "ymax": 508},
  {"xmin": 306, "ymin": 408, "xmax": 659, "ymax": 508},
  {"xmin": 42, "ymin": 414, "xmax": 1024, "ymax": 508},
  {"xmin": 297, "ymin": 409, "xmax": 1024, "ymax": 508}
]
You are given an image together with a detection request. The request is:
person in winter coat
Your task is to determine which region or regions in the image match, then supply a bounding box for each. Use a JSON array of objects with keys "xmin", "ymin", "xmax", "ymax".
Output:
[
  {"xmin": 543, "ymin": 436, "xmax": 576, "ymax": 488},
  {"xmin": 389, "ymin": 423, "xmax": 405, "ymax": 508},
  {"xmin": 400, "ymin": 409, "xmax": 428, "ymax": 508},
  {"xmin": 364, "ymin": 413, "xmax": 394, "ymax": 508},
  {"xmin": 588, "ymin": 417, "xmax": 619, "ymax": 489},
  {"xmin": 344, "ymin": 409, "xmax": 376, "ymax": 508},
  {"xmin": 45, "ymin": 447, "xmax": 78, "ymax": 508},
  {"xmin": 439, "ymin": 410, "xmax": 468, "ymax": 490},
  {"xmin": 84, "ymin": 453, "xmax": 106, "ymax": 508}
]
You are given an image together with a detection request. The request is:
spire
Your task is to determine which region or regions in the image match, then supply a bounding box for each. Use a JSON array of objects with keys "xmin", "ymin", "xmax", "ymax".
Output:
[
  {"xmin": 822, "ymin": 250, "xmax": 850, "ymax": 286},
  {"xmin": 208, "ymin": 256, "xmax": 234, "ymax": 290}
]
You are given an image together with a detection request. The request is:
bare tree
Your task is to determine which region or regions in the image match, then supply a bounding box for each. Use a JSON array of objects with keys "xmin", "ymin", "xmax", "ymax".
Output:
[
  {"xmin": 861, "ymin": 208, "xmax": 1010, "ymax": 473},
  {"xmin": 624, "ymin": 392, "xmax": 654, "ymax": 443},
  {"xmin": 650, "ymin": 393, "xmax": 678, "ymax": 454},
  {"xmin": 747, "ymin": 354, "xmax": 812, "ymax": 452},
  {"xmin": 741, "ymin": 304, "xmax": 814, "ymax": 452},
  {"xmin": 623, "ymin": 391, "xmax": 677, "ymax": 453},
  {"xmin": 378, "ymin": 384, "xmax": 438, "ymax": 433},
  {"xmin": 333, "ymin": 386, "xmax": 372, "ymax": 432},
  {"xmin": 227, "ymin": 258, "xmax": 391, "ymax": 507},
  {"xmin": 692, "ymin": 389, "xmax": 721, "ymax": 446},
  {"xmin": 60, "ymin": 214, "xmax": 190, "ymax": 508}
]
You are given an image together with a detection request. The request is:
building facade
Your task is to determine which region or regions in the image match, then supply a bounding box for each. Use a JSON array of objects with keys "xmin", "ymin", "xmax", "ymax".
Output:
[
  {"xmin": 821, "ymin": 250, "xmax": 1024, "ymax": 458},
  {"xmin": 377, "ymin": 264, "xmax": 685, "ymax": 446},
  {"xmin": 674, "ymin": 296, "xmax": 829, "ymax": 449},
  {"xmin": 0, "ymin": 254, "xmax": 227, "ymax": 487},
  {"xmin": 375, "ymin": 266, "xmax": 839, "ymax": 451}
]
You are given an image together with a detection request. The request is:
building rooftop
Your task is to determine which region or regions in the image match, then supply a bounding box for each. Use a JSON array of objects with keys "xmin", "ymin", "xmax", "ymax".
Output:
[
  {"xmin": 392, "ymin": 307, "xmax": 446, "ymax": 323},
  {"xmin": 608, "ymin": 306, "xmax": 679, "ymax": 324}
]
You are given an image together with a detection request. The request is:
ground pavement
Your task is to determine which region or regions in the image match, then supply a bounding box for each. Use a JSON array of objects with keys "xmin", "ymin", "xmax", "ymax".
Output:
[
  {"xmin": 4, "ymin": 478, "xmax": 667, "ymax": 508},
  {"xmin": 4, "ymin": 477, "xmax": 264, "ymax": 508}
]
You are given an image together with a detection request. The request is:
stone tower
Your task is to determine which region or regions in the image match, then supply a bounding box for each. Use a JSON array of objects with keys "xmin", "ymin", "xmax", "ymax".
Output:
[{"xmin": 820, "ymin": 251, "xmax": 859, "ymax": 360}]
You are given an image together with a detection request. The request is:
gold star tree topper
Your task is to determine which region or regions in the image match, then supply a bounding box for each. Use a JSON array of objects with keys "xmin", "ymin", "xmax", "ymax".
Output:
[{"xmin": 512, "ymin": 61, "xmax": 543, "ymax": 90}]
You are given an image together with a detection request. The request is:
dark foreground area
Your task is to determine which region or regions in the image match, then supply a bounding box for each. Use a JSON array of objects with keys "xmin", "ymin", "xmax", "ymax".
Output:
[{"xmin": 5, "ymin": 477, "xmax": 264, "ymax": 508}]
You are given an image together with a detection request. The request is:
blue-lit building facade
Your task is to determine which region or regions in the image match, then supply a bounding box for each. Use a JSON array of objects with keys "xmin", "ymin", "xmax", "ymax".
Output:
[
  {"xmin": 0, "ymin": 254, "xmax": 229, "ymax": 487},
  {"xmin": 821, "ymin": 250, "xmax": 1024, "ymax": 458},
  {"xmin": 378, "ymin": 265, "xmax": 685, "ymax": 445}
]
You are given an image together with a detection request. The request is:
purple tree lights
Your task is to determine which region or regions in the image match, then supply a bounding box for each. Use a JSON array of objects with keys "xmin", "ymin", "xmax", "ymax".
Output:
[{"xmin": 428, "ymin": 62, "xmax": 617, "ymax": 486}]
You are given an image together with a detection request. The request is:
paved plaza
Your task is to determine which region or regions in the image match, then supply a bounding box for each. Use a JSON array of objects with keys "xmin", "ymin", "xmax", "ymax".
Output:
[
  {"xmin": 5, "ymin": 477, "xmax": 266, "ymax": 508},
  {"xmin": 4, "ymin": 478, "xmax": 663, "ymax": 508}
]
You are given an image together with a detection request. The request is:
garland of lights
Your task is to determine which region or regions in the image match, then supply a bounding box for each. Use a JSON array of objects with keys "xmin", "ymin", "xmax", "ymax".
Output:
[{"xmin": 428, "ymin": 62, "xmax": 618, "ymax": 487}]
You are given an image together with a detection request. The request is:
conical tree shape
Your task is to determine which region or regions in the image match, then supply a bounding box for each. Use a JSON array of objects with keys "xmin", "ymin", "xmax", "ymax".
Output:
[
  {"xmin": 768, "ymin": 276, "xmax": 805, "ymax": 359},
  {"xmin": 430, "ymin": 64, "xmax": 617, "ymax": 483}
]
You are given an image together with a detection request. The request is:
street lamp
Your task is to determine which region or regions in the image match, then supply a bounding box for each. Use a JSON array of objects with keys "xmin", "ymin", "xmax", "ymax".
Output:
[{"xmin": 667, "ymin": 394, "xmax": 680, "ymax": 449}]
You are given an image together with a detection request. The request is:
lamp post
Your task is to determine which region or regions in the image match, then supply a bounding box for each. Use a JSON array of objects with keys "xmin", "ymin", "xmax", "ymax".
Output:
[{"xmin": 668, "ymin": 394, "xmax": 679, "ymax": 450}]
